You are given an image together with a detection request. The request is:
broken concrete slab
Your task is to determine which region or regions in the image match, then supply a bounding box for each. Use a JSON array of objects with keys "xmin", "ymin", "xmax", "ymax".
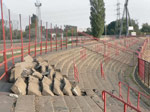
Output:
[
  {"xmin": 42, "ymin": 76, "xmax": 52, "ymax": 86},
  {"xmin": 32, "ymin": 69, "xmax": 43, "ymax": 80},
  {"xmin": 42, "ymin": 83, "xmax": 54, "ymax": 96},
  {"xmin": 42, "ymin": 76, "xmax": 54, "ymax": 96},
  {"xmin": 21, "ymin": 68, "xmax": 32, "ymax": 78},
  {"xmin": 28, "ymin": 82, "xmax": 42, "ymax": 96},
  {"xmin": 36, "ymin": 56, "xmax": 45, "ymax": 63},
  {"xmin": 11, "ymin": 77, "xmax": 26, "ymax": 95},
  {"xmin": 29, "ymin": 75, "xmax": 39, "ymax": 83},
  {"xmin": 24, "ymin": 55, "xmax": 33, "ymax": 63},
  {"xmin": 10, "ymin": 65, "xmax": 25, "ymax": 82},
  {"xmin": 53, "ymin": 78, "xmax": 64, "ymax": 96},
  {"xmin": 72, "ymin": 85, "xmax": 81, "ymax": 96},
  {"xmin": 54, "ymin": 72, "xmax": 64, "ymax": 81},
  {"xmin": 15, "ymin": 62, "xmax": 35, "ymax": 69},
  {"xmin": 41, "ymin": 65, "xmax": 46, "ymax": 73},
  {"xmin": 48, "ymin": 68, "xmax": 55, "ymax": 80},
  {"xmin": 63, "ymin": 78, "xmax": 73, "ymax": 96}
]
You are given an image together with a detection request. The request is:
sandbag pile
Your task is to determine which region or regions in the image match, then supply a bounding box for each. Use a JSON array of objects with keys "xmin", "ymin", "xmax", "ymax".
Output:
[{"xmin": 10, "ymin": 55, "xmax": 81, "ymax": 96}]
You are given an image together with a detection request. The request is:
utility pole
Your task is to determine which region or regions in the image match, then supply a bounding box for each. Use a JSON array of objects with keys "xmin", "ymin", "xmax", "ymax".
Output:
[
  {"xmin": 115, "ymin": 0, "xmax": 121, "ymax": 38},
  {"xmin": 119, "ymin": 0, "xmax": 131, "ymax": 38},
  {"xmin": 35, "ymin": 0, "xmax": 42, "ymax": 41}
]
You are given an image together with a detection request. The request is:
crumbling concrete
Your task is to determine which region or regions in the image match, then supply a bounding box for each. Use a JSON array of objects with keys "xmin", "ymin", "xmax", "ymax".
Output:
[
  {"xmin": 24, "ymin": 55, "xmax": 33, "ymax": 63},
  {"xmin": 10, "ymin": 56, "xmax": 81, "ymax": 97},
  {"xmin": 63, "ymin": 78, "xmax": 73, "ymax": 96},
  {"xmin": 72, "ymin": 85, "xmax": 82, "ymax": 96},
  {"xmin": 11, "ymin": 77, "xmax": 26, "ymax": 95}
]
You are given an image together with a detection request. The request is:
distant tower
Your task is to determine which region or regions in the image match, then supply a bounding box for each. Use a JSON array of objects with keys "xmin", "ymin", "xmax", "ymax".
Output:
[
  {"xmin": 119, "ymin": 0, "xmax": 131, "ymax": 37},
  {"xmin": 35, "ymin": 0, "xmax": 42, "ymax": 40},
  {"xmin": 115, "ymin": 0, "xmax": 121, "ymax": 38}
]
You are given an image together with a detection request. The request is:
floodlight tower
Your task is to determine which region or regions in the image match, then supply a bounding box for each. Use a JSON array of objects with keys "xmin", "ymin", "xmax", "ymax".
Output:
[
  {"xmin": 119, "ymin": 0, "xmax": 131, "ymax": 37},
  {"xmin": 35, "ymin": 0, "xmax": 42, "ymax": 40}
]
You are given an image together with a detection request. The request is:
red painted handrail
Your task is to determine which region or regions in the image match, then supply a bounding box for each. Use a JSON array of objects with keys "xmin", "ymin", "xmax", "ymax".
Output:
[
  {"xmin": 118, "ymin": 81, "xmax": 150, "ymax": 110},
  {"xmin": 102, "ymin": 90, "xmax": 141, "ymax": 112}
]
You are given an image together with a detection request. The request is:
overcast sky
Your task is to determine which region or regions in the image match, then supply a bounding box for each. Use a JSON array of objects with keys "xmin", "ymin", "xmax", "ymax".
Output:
[{"xmin": 2, "ymin": 0, "xmax": 150, "ymax": 29}]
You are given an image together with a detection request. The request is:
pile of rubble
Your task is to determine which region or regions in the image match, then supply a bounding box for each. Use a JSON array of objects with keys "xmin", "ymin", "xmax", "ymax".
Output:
[{"xmin": 10, "ymin": 55, "xmax": 81, "ymax": 96}]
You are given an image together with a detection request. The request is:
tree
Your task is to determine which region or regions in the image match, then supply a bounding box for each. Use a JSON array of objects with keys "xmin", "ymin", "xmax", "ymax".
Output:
[
  {"xmin": 141, "ymin": 23, "xmax": 150, "ymax": 35},
  {"xmin": 107, "ymin": 19, "xmax": 140, "ymax": 35},
  {"xmin": 90, "ymin": 0, "xmax": 105, "ymax": 38}
]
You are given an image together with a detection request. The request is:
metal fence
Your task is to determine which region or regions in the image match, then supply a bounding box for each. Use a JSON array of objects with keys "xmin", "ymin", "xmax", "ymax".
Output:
[
  {"xmin": 138, "ymin": 58, "xmax": 150, "ymax": 87},
  {"xmin": 137, "ymin": 38, "xmax": 150, "ymax": 88}
]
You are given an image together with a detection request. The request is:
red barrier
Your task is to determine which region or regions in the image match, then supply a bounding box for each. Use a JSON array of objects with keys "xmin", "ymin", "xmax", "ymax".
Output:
[
  {"xmin": 28, "ymin": 16, "xmax": 31, "ymax": 55},
  {"xmin": 34, "ymin": 20, "xmax": 37, "ymax": 57},
  {"xmin": 8, "ymin": 9, "xmax": 14, "ymax": 65},
  {"xmin": 40, "ymin": 21, "xmax": 43, "ymax": 55},
  {"xmin": 100, "ymin": 62, "xmax": 105, "ymax": 79},
  {"xmin": 19, "ymin": 14, "xmax": 24, "ymax": 62},
  {"xmin": 80, "ymin": 49, "xmax": 86, "ymax": 60},
  {"xmin": 45, "ymin": 22, "xmax": 48, "ymax": 53},
  {"xmin": 66, "ymin": 29, "xmax": 68, "ymax": 49},
  {"xmin": 50, "ymin": 23, "xmax": 52, "ymax": 52},
  {"xmin": 118, "ymin": 81, "xmax": 150, "ymax": 110},
  {"xmin": 73, "ymin": 59, "xmax": 79, "ymax": 82},
  {"xmin": 102, "ymin": 90, "xmax": 141, "ymax": 112},
  {"xmin": 60, "ymin": 26, "xmax": 62, "ymax": 50},
  {"xmin": 76, "ymin": 31, "xmax": 78, "ymax": 46}
]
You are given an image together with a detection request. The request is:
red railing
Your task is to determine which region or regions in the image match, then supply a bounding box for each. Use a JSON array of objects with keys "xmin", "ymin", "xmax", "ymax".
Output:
[
  {"xmin": 102, "ymin": 90, "xmax": 141, "ymax": 112},
  {"xmin": 137, "ymin": 38, "xmax": 150, "ymax": 87},
  {"xmin": 118, "ymin": 81, "xmax": 150, "ymax": 110}
]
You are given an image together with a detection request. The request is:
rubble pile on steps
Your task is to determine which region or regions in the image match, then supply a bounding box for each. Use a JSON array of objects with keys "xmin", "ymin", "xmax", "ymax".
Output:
[{"xmin": 10, "ymin": 55, "xmax": 81, "ymax": 96}]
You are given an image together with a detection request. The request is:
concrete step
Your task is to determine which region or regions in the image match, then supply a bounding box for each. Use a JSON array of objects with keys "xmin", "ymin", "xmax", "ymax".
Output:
[
  {"xmin": 51, "ymin": 96, "xmax": 69, "ymax": 112},
  {"xmin": 0, "ymin": 94, "xmax": 16, "ymax": 112},
  {"xmin": 75, "ymin": 96, "xmax": 93, "ymax": 112},
  {"xmin": 84, "ymin": 96, "xmax": 103, "ymax": 112},
  {"xmin": 37, "ymin": 96, "xmax": 54, "ymax": 112},
  {"xmin": 64, "ymin": 96, "xmax": 82, "ymax": 112},
  {"xmin": 15, "ymin": 95, "xmax": 35, "ymax": 112},
  {"xmin": 55, "ymin": 50, "xmax": 80, "ymax": 71}
]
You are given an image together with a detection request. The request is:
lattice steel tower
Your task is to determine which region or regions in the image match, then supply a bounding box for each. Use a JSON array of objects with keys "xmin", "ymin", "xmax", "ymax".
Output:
[
  {"xmin": 119, "ymin": 0, "xmax": 131, "ymax": 37},
  {"xmin": 115, "ymin": 0, "xmax": 121, "ymax": 38},
  {"xmin": 35, "ymin": 0, "xmax": 42, "ymax": 40}
]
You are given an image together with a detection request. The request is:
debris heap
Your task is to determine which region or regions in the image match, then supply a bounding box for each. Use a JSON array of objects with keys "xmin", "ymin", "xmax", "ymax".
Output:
[{"xmin": 10, "ymin": 55, "xmax": 81, "ymax": 96}]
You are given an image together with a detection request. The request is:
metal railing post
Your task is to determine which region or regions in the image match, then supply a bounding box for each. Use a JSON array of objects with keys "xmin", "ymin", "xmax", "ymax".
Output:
[
  {"xmin": 8, "ymin": 9, "xmax": 14, "ymax": 65},
  {"xmin": 102, "ymin": 91, "xmax": 106, "ymax": 112},
  {"xmin": 61, "ymin": 26, "xmax": 62, "ymax": 50},
  {"xmin": 19, "ymin": 14, "xmax": 24, "ymax": 62},
  {"xmin": 124, "ymin": 104, "xmax": 127, "ymax": 112},
  {"xmin": 50, "ymin": 23, "xmax": 52, "ymax": 52},
  {"xmin": 40, "ymin": 20, "xmax": 42, "ymax": 55},
  {"xmin": 35, "ymin": 20, "xmax": 37, "ymax": 57},
  {"xmin": 28, "ymin": 16, "xmax": 31, "ymax": 55},
  {"xmin": 45, "ymin": 22, "xmax": 48, "ymax": 54},
  {"xmin": 137, "ymin": 92, "xmax": 140, "ymax": 110},
  {"xmin": 66, "ymin": 29, "xmax": 68, "ymax": 49},
  {"xmin": 56, "ymin": 25, "xmax": 57, "ymax": 51}
]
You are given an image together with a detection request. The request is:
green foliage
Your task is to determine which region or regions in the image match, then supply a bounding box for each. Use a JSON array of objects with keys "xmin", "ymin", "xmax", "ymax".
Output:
[
  {"xmin": 64, "ymin": 25, "xmax": 77, "ymax": 37},
  {"xmin": 141, "ymin": 23, "xmax": 150, "ymax": 34},
  {"xmin": 107, "ymin": 19, "xmax": 140, "ymax": 35},
  {"xmin": 90, "ymin": 0, "xmax": 105, "ymax": 38}
]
